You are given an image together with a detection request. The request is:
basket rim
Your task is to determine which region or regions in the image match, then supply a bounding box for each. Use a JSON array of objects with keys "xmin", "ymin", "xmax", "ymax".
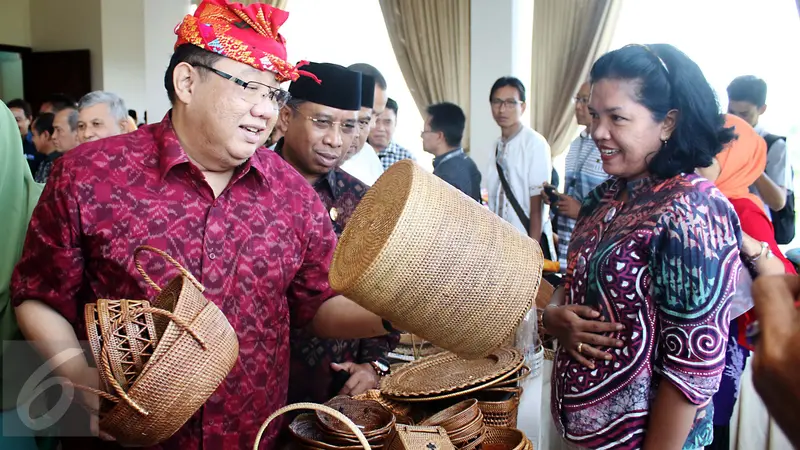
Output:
[
  {"xmin": 329, "ymin": 160, "xmax": 415, "ymax": 292},
  {"xmin": 383, "ymin": 358, "xmax": 526, "ymax": 403},
  {"xmin": 381, "ymin": 348, "xmax": 523, "ymax": 398}
]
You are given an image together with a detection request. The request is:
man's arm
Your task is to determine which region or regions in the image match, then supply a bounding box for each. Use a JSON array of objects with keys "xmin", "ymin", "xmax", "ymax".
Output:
[
  {"xmin": 529, "ymin": 195, "xmax": 544, "ymax": 242},
  {"xmin": 312, "ymin": 295, "xmax": 387, "ymax": 339},
  {"xmin": 15, "ymin": 300, "xmax": 93, "ymax": 384},
  {"xmin": 753, "ymin": 173, "xmax": 787, "ymax": 210}
]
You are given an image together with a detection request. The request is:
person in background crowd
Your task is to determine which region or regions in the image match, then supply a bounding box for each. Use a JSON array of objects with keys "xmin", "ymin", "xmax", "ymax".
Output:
[
  {"xmin": 39, "ymin": 93, "xmax": 76, "ymax": 115},
  {"xmin": 696, "ymin": 114, "xmax": 794, "ymax": 450},
  {"xmin": 6, "ymin": 98, "xmax": 43, "ymax": 175},
  {"xmin": 543, "ymin": 82, "xmax": 609, "ymax": 273},
  {"xmin": 77, "ymin": 91, "xmax": 132, "ymax": 143},
  {"xmin": 266, "ymin": 126, "xmax": 283, "ymax": 149},
  {"xmin": 370, "ymin": 98, "xmax": 414, "ymax": 170},
  {"xmin": 727, "ymin": 76, "xmax": 792, "ymax": 221},
  {"xmin": 0, "ymin": 103, "xmax": 45, "ymax": 450},
  {"xmin": 422, "ymin": 102, "xmax": 481, "ymax": 202},
  {"xmin": 339, "ymin": 63, "xmax": 386, "ymax": 185},
  {"xmin": 542, "ymin": 44, "xmax": 740, "ymax": 450},
  {"xmin": 52, "ymin": 106, "xmax": 80, "ymax": 152},
  {"xmin": 128, "ymin": 109, "xmax": 138, "ymax": 124},
  {"xmin": 750, "ymin": 274, "xmax": 800, "ymax": 449},
  {"xmin": 30, "ymin": 113, "xmax": 62, "ymax": 183},
  {"xmin": 11, "ymin": 2, "xmax": 391, "ymax": 448},
  {"xmin": 273, "ymin": 61, "xmax": 397, "ymax": 404},
  {"xmin": 701, "ymin": 114, "xmax": 795, "ymax": 449},
  {"xmin": 484, "ymin": 76, "xmax": 556, "ymax": 259}
]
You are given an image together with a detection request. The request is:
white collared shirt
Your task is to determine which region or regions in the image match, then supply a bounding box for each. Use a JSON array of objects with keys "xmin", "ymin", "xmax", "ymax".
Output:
[
  {"xmin": 751, "ymin": 124, "xmax": 793, "ymax": 218},
  {"xmin": 485, "ymin": 125, "xmax": 555, "ymax": 256},
  {"xmin": 340, "ymin": 142, "xmax": 385, "ymax": 186}
]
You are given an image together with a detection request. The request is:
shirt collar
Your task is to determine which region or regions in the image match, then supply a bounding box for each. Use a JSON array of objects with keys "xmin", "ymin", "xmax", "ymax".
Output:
[
  {"xmin": 156, "ymin": 111, "xmax": 268, "ymax": 184},
  {"xmin": 500, "ymin": 123, "xmax": 525, "ymax": 144},
  {"xmin": 274, "ymin": 137, "xmax": 339, "ymax": 198},
  {"xmin": 315, "ymin": 169, "xmax": 341, "ymax": 200},
  {"xmin": 625, "ymin": 176, "xmax": 657, "ymax": 200},
  {"xmin": 433, "ymin": 147, "xmax": 463, "ymax": 168},
  {"xmin": 382, "ymin": 142, "xmax": 400, "ymax": 155}
]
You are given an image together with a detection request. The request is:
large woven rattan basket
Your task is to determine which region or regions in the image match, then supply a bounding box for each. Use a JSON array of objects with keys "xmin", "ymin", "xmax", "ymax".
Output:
[{"xmin": 329, "ymin": 160, "xmax": 545, "ymax": 359}]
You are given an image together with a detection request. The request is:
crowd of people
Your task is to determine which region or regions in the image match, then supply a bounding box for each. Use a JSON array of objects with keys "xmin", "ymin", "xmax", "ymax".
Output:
[{"xmin": 2, "ymin": 0, "xmax": 799, "ymax": 449}]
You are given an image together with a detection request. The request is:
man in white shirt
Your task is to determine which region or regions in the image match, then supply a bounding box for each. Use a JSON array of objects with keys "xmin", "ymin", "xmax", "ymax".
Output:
[
  {"xmin": 484, "ymin": 76, "xmax": 556, "ymax": 259},
  {"xmin": 339, "ymin": 64, "xmax": 387, "ymax": 186}
]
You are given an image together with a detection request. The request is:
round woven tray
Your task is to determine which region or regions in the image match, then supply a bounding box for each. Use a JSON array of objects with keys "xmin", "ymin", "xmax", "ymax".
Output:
[
  {"xmin": 329, "ymin": 160, "xmax": 545, "ymax": 359},
  {"xmin": 381, "ymin": 348, "xmax": 523, "ymax": 398}
]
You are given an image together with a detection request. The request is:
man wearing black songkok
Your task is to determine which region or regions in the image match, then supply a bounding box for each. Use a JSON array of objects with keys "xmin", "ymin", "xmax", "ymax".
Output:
[{"xmin": 274, "ymin": 62, "xmax": 398, "ymax": 403}]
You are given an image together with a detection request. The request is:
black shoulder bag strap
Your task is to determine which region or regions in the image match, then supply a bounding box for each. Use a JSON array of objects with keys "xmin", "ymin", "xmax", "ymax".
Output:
[{"xmin": 496, "ymin": 160, "xmax": 531, "ymax": 232}]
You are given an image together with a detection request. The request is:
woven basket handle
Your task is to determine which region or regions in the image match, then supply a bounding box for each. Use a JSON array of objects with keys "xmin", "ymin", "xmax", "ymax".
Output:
[
  {"xmin": 134, "ymin": 245, "xmax": 205, "ymax": 293},
  {"xmin": 252, "ymin": 403, "xmax": 370, "ymax": 450},
  {"xmin": 494, "ymin": 365, "xmax": 530, "ymax": 387}
]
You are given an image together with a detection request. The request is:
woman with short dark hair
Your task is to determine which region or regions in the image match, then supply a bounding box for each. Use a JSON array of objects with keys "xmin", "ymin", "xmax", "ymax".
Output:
[{"xmin": 542, "ymin": 44, "xmax": 742, "ymax": 449}]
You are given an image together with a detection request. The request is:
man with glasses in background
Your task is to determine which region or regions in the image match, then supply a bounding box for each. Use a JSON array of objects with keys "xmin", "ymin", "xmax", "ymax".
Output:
[
  {"xmin": 484, "ymin": 76, "xmax": 556, "ymax": 261},
  {"xmin": 542, "ymin": 81, "xmax": 608, "ymax": 273},
  {"xmin": 12, "ymin": 2, "xmax": 394, "ymax": 449},
  {"xmin": 339, "ymin": 63, "xmax": 387, "ymax": 186},
  {"xmin": 273, "ymin": 61, "xmax": 397, "ymax": 405}
]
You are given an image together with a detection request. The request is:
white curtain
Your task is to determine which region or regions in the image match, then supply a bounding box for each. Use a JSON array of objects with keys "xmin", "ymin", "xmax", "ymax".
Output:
[
  {"xmin": 530, "ymin": 0, "xmax": 623, "ymax": 157},
  {"xmin": 379, "ymin": 0, "xmax": 471, "ymax": 150}
]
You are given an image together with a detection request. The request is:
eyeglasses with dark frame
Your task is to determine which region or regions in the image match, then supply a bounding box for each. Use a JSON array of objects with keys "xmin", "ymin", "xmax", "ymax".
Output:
[
  {"xmin": 289, "ymin": 104, "xmax": 358, "ymax": 136},
  {"xmin": 193, "ymin": 64, "xmax": 291, "ymax": 109},
  {"xmin": 490, "ymin": 98, "xmax": 522, "ymax": 109}
]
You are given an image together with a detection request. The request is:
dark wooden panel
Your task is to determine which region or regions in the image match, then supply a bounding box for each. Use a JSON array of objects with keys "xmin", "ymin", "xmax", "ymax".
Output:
[{"xmin": 22, "ymin": 49, "xmax": 91, "ymax": 112}]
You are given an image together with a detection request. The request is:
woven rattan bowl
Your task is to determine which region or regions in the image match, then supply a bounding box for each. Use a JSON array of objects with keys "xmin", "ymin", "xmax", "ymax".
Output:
[
  {"xmin": 420, "ymin": 399, "xmax": 480, "ymax": 430},
  {"xmin": 483, "ymin": 427, "xmax": 529, "ymax": 450},
  {"xmin": 289, "ymin": 414, "xmax": 383, "ymax": 450},
  {"xmin": 329, "ymin": 160, "xmax": 545, "ymax": 359},
  {"xmin": 317, "ymin": 396, "xmax": 395, "ymax": 437}
]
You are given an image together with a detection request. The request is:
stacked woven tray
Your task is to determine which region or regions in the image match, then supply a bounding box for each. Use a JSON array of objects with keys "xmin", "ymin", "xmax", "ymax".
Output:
[
  {"xmin": 381, "ymin": 348, "xmax": 526, "ymax": 402},
  {"xmin": 288, "ymin": 396, "xmax": 397, "ymax": 449},
  {"xmin": 377, "ymin": 348, "xmax": 528, "ymax": 430},
  {"xmin": 420, "ymin": 400, "xmax": 486, "ymax": 450}
]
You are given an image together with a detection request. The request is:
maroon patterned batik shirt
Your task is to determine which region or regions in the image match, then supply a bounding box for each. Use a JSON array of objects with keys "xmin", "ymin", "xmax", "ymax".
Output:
[
  {"xmin": 274, "ymin": 141, "xmax": 398, "ymax": 404},
  {"xmin": 11, "ymin": 114, "xmax": 338, "ymax": 450}
]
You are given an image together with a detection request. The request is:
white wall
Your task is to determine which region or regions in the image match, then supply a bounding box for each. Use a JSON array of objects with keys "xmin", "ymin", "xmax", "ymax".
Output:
[
  {"xmin": 143, "ymin": 0, "xmax": 191, "ymax": 122},
  {"xmin": 469, "ymin": 0, "xmax": 534, "ymax": 181},
  {"xmin": 0, "ymin": 0, "xmax": 31, "ymax": 47},
  {"xmin": 30, "ymin": 0, "xmax": 104, "ymax": 90},
  {"xmin": 101, "ymin": 0, "xmax": 146, "ymax": 118}
]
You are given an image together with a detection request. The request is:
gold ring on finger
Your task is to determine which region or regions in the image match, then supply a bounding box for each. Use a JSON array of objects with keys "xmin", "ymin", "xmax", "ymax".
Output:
[{"xmin": 577, "ymin": 342, "xmax": 584, "ymax": 354}]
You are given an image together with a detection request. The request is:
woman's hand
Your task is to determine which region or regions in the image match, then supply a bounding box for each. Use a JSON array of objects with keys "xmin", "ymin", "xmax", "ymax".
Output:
[{"xmin": 543, "ymin": 305, "xmax": 625, "ymax": 369}]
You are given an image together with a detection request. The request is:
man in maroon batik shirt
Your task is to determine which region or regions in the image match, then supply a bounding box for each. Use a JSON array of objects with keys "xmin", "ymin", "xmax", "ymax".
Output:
[
  {"xmin": 273, "ymin": 62, "xmax": 398, "ymax": 405},
  {"xmin": 10, "ymin": 1, "xmax": 389, "ymax": 449}
]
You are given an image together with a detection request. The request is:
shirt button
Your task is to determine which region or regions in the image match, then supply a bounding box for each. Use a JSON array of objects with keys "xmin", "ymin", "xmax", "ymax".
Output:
[
  {"xmin": 577, "ymin": 255, "xmax": 587, "ymax": 272},
  {"xmin": 208, "ymin": 253, "xmax": 216, "ymax": 260}
]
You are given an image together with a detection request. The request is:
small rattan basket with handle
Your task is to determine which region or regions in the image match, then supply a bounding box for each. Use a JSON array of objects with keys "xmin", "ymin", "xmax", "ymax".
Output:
[
  {"xmin": 80, "ymin": 246, "xmax": 239, "ymax": 447},
  {"xmin": 329, "ymin": 160, "xmax": 545, "ymax": 359}
]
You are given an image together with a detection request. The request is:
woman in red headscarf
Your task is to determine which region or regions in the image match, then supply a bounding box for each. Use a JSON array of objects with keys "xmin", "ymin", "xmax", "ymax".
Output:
[{"xmin": 697, "ymin": 114, "xmax": 795, "ymax": 450}]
